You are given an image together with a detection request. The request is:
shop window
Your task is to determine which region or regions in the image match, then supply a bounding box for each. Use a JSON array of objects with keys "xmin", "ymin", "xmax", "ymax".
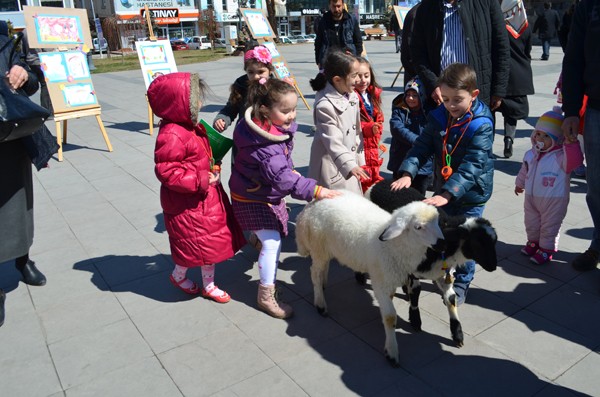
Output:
[
  {"xmin": 0, "ymin": 0, "xmax": 19, "ymax": 12},
  {"xmin": 41, "ymin": 0, "xmax": 65, "ymax": 7}
]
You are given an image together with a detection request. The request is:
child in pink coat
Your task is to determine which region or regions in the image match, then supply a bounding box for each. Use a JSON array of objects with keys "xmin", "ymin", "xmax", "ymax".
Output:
[{"xmin": 515, "ymin": 108, "xmax": 584, "ymax": 265}]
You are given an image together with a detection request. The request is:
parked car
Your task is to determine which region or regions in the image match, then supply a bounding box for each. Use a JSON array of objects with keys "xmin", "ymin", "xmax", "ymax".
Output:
[
  {"xmin": 171, "ymin": 40, "xmax": 189, "ymax": 51},
  {"xmin": 297, "ymin": 34, "xmax": 314, "ymax": 43},
  {"xmin": 93, "ymin": 37, "xmax": 108, "ymax": 53},
  {"xmin": 187, "ymin": 36, "xmax": 212, "ymax": 50},
  {"xmin": 214, "ymin": 38, "xmax": 227, "ymax": 48},
  {"xmin": 279, "ymin": 36, "xmax": 296, "ymax": 44},
  {"xmin": 290, "ymin": 35, "xmax": 307, "ymax": 43}
]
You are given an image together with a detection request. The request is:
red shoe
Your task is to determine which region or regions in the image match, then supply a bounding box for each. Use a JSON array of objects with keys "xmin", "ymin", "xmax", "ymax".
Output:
[
  {"xmin": 521, "ymin": 241, "xmax": 539, "ymax": 256},
  {"xmin": 530, "ymin": 249, "xmax": 554, "ymax": 265},
  {"xmin": 202, "ymin": 284, "xmax": 231, "ymax": 303},
  {"xmin": 169, "ymin": 275, "xmax": 201, "ymax": 295}
]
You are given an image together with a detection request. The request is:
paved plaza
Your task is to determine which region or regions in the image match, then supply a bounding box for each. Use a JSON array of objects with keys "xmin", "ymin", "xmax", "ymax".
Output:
[{"xmin": 1, "ymin": 41, "xmax": 599, "ymax": 396}]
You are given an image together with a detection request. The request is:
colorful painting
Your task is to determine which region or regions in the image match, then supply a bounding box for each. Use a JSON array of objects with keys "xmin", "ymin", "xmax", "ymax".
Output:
[
  {"xmin": 61, "ymin": 83, "xmax": 97, "ymax": 107},
  {"xmin": 273, "ymin": 61, "xmax": 291, "ymax": 79},
  {"xmin": 34, "ymin": 15, "xmax": 84, "ymax": 45},
  {"xmin": 136, "ymin": 40, "xmax": 178, "ymax": 88},
  {"xmin": 262, "ymin": 42, "xmax": 280, "ymax": 58},
  {"xmin": 241, "ymin": 9, "xmax": 274, "ymax": 38}
]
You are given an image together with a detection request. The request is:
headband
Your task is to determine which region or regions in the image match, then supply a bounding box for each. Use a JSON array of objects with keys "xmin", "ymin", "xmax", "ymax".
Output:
[{"xmin": 244, "ymin": 45, "xmax": 272, "ymax": 64}]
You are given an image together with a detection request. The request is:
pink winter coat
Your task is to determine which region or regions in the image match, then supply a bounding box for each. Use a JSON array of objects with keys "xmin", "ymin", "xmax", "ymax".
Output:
[{"xmin": 148, "ymin": 72, "xmax": 245, "ymax": 267}]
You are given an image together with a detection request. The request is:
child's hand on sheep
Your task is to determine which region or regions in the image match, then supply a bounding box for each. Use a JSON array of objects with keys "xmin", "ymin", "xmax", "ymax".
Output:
[
  {"xmin": 423, "ymin": 193, "xmax": 449, "ymax": 207},
  {"xmin": 515, "ymin": 186, "xmax": 524, "ymax": 195},
  {"xmin": 390, "ymin": 175, "xmax": 412, "ymax": 191},
  {"xmin": 350, "ymin": 166, "xmax": 371, "ymax": 181},
  {"xmin": 316, "ymin": 187, "xmax": 342, "ymax": 200}
]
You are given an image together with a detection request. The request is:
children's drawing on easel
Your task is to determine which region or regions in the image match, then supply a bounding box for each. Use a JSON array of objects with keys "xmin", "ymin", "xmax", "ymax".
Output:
[
  {"xmin": 273, "ymin": 61, "xmax": 290, "ymax": 79},
  {"xmin": 62, "ymin": 83, "xmax": 97, "ymax": 107},
  {"xmin": 136, "ymin": 40, "xmax": 177, "ymax": 88},
  {"xmin": 262, "ymin": 41, "xmax": 280, "ymax": 58},
  {"xmin": 242, "ymin": 9, "xmax": 274, "ymax": 37},
  {"xmin": 35, "ymin": 15, "xmax": 84, "ymax": 45},
  {"xmin": 65, "ymin": 52, "xmax": 90, "ymax": 79}
]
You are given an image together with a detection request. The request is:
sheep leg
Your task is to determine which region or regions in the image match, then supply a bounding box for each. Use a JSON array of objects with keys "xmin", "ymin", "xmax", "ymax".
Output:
[
  {"xmin": 435, "ymin": 276, "xmax": 464, "ymax": 347},
  {"xmin": 406, "ymin": 275, "xmax": 422, "ymax": 331},
  {"xmin": 310, "ymin": 258, "xmax": 330, "ymax": 316},
  {"xmin": 373, "ymin": 286, "xmax": 401, "ymax": 367}
]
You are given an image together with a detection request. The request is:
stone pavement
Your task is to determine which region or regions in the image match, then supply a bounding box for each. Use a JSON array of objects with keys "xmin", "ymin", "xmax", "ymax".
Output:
[{"xmin": 1, "ymin": 41, "xmax": 599, "ymax": 397}]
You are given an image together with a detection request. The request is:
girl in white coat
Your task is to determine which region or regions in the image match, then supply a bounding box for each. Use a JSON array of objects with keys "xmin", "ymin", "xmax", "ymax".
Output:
[{"xmin": 308, "ymin": 51, "xmax": 369, "ymax": 195}]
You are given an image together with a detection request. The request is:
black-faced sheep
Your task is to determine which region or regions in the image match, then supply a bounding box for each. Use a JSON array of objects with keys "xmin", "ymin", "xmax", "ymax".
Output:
[
  {"xmin": 295, "ymin": 190, "xmax": 445, "ymax": 367},
  {"xmin": 366, "ymin": 179, "xmax": 498, "ymax": 347}
]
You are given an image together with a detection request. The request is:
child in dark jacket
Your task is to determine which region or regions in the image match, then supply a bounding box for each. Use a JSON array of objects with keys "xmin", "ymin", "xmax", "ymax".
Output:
[
  {"xmin": 388, "ymin": 77, "xmax": 432, "ymax": 194},
  {"xmin": 213, "ymin": 45, "xmax": 274, "ymax": 132},
  {"xmin": 355, "ymin": 57, "xmax": 385, "ymax": 192},
  {"xmin": 391, "ymin": 63, "xmax": 496, "ymax": 306},
  {"xmin": 229, "ymin": 79, "xmax": 339, "ymax": 319}
]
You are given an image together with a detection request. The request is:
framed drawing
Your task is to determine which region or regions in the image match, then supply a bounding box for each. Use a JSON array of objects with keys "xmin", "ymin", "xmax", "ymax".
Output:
[
  {"xmin": 240, "ymin": 8, "xmax": 275, "ymax": 38},
  {"xmin": 23, "ymin": 6, "xmax": 93, "ymax": 50},
  {"xmin": 136, "ymin": 40, "xmax": 178, "ymax": 89}
]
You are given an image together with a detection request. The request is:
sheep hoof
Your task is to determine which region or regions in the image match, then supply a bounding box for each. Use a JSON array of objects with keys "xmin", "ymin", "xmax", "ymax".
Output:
[
  {"xmin": 409, "ymin": 308, "xmax": 422, "ymax": 331},
  {"xmin": 450, "ymin": 319, "xmax": 464, "ymax": 347},
  {"xmin": 354, "ymin": 272, "xmax": 368, "ymax": 286},
  {"xmin": 385, "ymin": 354, "xmax": 401, "ymax": 368},
  {"xmin": 316, "ymin": 306, "xmax": 328, "ymax": 317}
]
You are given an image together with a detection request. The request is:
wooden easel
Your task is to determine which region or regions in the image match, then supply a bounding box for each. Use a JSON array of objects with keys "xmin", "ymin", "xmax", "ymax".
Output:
[
  {"xmin": 257, "ymin": 37, "xmax": 310, "ymax": 110},
  {"xmin": 144, "ymin": 5, "xmax": 156, "ymax": 135},
  {"xmin": 55, "ymin": 107, "xmax": 113, "ymax": 161},
  {"xmin": 391, "ymin": 65, "xmax": 404, "ymax": 88}
]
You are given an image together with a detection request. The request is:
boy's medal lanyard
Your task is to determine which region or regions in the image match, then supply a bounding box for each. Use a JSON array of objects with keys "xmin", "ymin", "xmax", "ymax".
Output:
[{"xmin": 441, "ymin": 106, "xmax": 473, "ymax": 181}]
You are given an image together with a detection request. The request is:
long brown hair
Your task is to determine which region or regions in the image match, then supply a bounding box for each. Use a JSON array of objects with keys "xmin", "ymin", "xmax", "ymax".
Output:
[
  {"xmin": 356, "ymin": 57, "xmax": 382, "ymax": 110},
  {"xmin": 247, "ymin": 79, "xmax": 296, "ymax": 125}
]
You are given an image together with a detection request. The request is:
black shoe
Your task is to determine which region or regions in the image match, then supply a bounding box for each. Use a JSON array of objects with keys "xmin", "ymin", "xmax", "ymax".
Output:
[
  {"xmin": 0, "ymin": 289, "xmax": 5, "ymax": 327},
  {"xmin": 16, "ymin": 260, "xmax": 47, "ymax": 286},
  {"xmin": 572, "ymin": 249, "xmax": 600, "ymax": 271},
  {"xmin": 504, "ymin": 137, "xmax": 513, "ymax": 158}
]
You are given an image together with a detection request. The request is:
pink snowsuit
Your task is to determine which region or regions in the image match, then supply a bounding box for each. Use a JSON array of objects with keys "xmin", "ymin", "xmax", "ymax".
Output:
[{"xmin": 515, "ymin": 141, "xmax": 583, "ymax": 251}]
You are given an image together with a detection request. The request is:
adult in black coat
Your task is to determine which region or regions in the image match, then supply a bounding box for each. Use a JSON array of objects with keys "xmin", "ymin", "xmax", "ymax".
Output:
[
  {"xmin": 400, "ymin": 3, "xmax": 419, "ymax": 87},
  {"xmin": 0, "ymin": 20, "xmax": 47, "ymax": 328},
  {"xmin": 314, "ymin": 0, "xmax": 363, "ymax": 67},
  {"xmin": 410, "ymin": 0, "xmax": 509, "ymax": 110},
  {"xmin": 533, "ymin": 2, "xmax": 560, "ymax": 60},
  {"xmin": 497, "ymin": 25, "xmax": 535, "ymax": 158}
]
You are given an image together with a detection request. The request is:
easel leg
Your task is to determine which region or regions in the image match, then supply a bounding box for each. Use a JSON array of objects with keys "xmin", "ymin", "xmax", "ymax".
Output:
[
  {"xmin": 55, "ymin": 120, "xmax": 63, "ymax": 162},
  {"xmin": 295, "ymin": 83, "xmax": 311, "ymax": 110},
  {"xmin": 391, "ymin": 66, "xmax": 404, "ymax": 88},
  {"xmin": 95, "ymin": 115, "xmax": 113, "ymax": 152},
  {"xmin": 148, "ymin": 103, "xmax": 154, "ymax": 136},
  {"xmin": 63, "ymin": 120, "xmax": 68, "ymax": 144}
]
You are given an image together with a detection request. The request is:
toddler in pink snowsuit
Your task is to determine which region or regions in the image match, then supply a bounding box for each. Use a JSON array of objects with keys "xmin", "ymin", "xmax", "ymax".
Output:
[{"xmin": 515, "ymin": 108, "xmax": 584, "ymax": 265}]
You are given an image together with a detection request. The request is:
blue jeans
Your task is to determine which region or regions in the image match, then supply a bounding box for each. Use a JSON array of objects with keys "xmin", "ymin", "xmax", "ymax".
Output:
[
  {"xmin": 584, "ymin": 108, "xmax": 600, "ymax": 251},
  {"xmin": 542, "ymin": 40, "xmax": 551, "ymax": 59},
  {"xmin": 442, "ymin": 204, "xmax": 486, "ymax": 284}
]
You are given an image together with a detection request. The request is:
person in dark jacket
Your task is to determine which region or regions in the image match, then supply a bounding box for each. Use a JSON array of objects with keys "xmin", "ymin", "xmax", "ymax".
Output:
[
  {"xmin": 391, "ymin": 64, "xmax": 495, "ymax": 306},
  {"xmin": 0, "ymin": 20, "xmax": 46, "ymax": 328},
  {"xmin": 497, "ymin": 19, "xmax": 535, "ymax": 158},
  {"xmin": 558, "ymin": 0, "xmax": 579, "ymax": 52},
  {"xmin": 400, "ymin": 3, "xmax": 419, "ymax": 86},
  {"xmin": 314, "ymin": 0, "xmax": 363, "ymax": 67},
  {"xmin": 561, "ymin": 0, "xmax": 600, "ymax": 272},
  {"xmin": 410, "ymin": 0, "xmax": 509, "ymax": 110},
  {"xmin": 533, "ymin": 2, "xmax": 560, "ymax": 60}
]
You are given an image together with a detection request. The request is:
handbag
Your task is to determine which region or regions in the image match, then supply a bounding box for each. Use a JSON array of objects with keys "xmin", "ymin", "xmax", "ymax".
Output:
[{"xmin": 0, "ymin": 32, "xmax": 51, "ymax": 142}]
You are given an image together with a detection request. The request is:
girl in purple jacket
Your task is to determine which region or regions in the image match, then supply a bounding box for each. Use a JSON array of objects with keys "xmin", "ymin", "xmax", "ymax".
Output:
[{"xmin": 229, "ymin": 79, "xmax": 340, "ymax": 319}]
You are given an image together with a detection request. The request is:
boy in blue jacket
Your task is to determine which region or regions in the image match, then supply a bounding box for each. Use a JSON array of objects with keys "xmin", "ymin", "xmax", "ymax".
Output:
[{"xmin": 391, "ymin": 63, "xmax": 495, "ymax": 305}]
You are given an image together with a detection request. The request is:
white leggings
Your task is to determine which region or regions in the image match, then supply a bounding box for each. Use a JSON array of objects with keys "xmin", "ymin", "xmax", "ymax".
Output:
[{"xmin": 254, "ymin": 229, "xmax": 282, "ymax": 285}]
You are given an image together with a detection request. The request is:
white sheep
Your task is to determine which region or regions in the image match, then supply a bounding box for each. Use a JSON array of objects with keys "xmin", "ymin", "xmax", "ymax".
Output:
[{"xmin": 295, "ymin": 191, "xmax": 444, "ymax": 367}]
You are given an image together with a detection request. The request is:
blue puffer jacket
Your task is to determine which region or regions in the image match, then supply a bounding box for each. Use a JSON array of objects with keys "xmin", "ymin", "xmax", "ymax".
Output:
[
  {"xmin": 229, "ymin": 108, "xmax": 316, "ymax": 204},
  {"xmin": 399, "ymin": 99, "xmax": 494, "ymax": 206}
]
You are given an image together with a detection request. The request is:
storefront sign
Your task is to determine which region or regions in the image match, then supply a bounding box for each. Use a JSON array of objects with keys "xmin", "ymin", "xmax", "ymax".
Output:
[
  {"xmin": 301, "ymin": 9, "xmax": 320, "ymax": 15},
  {"xmin": 279, "ymin": 17, "xmax": 288, "ymax": 23},
  {"xmin": 220, "ymin": 12, "xmax": 240, "ymax": 22},
  {"xmin": 140, "ymin": 8, "xmax": 180, "ymax": 24},
  {"xmin": 361, "ymin": 13, "xmax": 384, "ymax": 20}
]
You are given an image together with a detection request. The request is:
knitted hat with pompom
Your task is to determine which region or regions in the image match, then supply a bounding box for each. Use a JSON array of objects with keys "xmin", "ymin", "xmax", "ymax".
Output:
[{"xmin": 535, "ymin": 106, "xmax": 564, "ymax": 142}]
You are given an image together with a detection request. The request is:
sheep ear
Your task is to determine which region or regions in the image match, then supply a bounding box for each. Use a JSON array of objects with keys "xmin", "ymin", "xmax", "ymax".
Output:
[{"xmin": 379, "ymin": 216, "xmax": 408, "ymax": 241}]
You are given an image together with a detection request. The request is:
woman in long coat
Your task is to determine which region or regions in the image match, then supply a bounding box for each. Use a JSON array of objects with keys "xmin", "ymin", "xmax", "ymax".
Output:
[{"xmin": 0, "ymin": 20, "xmax": 47, "ymax": 328}]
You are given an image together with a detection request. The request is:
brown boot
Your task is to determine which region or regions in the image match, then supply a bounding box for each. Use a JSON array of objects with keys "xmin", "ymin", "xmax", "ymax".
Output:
[{"xmin": 257, "ymin": 284, "xmax": 293, "ymax": 319}]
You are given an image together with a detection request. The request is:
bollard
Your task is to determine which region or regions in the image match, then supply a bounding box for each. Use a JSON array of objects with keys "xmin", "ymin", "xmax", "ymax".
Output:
[{"xmin": 87, "ymin": 51, "xmax": 96, "ymax": 71}]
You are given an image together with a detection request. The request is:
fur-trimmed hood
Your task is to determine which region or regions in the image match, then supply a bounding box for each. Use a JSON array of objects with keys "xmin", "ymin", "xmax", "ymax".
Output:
[
  {"xmin": 234, "ymin": 107, "xmax": 295, "ymax": 149},
  {"xmin": 147, "ymin": 72, "xmax": 201, "ymax": 128}
]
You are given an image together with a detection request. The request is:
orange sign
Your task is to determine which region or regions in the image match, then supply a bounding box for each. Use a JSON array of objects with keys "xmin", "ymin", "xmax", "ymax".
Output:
[{"xmin": 140, "ymin": 8, "xmax": 180, "ymax": 25}]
